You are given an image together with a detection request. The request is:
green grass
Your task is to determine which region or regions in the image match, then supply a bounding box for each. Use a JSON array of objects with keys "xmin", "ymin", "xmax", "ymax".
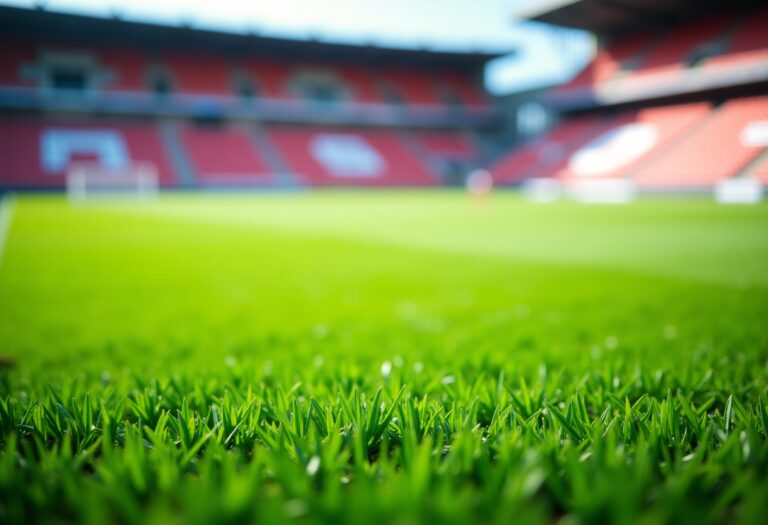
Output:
[{"xmin": 0, "ymin": 191, "xmax": 767, "ymax": 525}]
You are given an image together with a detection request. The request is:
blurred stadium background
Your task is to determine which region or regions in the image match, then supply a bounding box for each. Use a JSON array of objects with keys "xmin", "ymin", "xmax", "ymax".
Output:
[{"xmin": 0, "ymin": 0, "xmax": 766, "ymax": 196}]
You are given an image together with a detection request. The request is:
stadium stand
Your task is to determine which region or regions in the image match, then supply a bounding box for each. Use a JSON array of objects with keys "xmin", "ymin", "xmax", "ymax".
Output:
[
  {"xmin": 416, "ymin": 132, "xmax": 478, "ymax": 161},
  {"xmin": 627, "ymin": 15, "xmax": 733, "ymax": 80},
  {"xmin": 0, "ymin": 5, "xmax": 501, "ymax": 190},
  {"xmin": 98, "ymin": 49, "xmax": 149, "ymax": 92},
  {"xmin": 489, "ymin": 116, "xmax": 603, "ymax": 183},
  {"xmin": 378, "ymin": 69, "xmax": 444, "ymax": 107},
  {"xmin": 705, "ymin": 8, "xmax": 768, "ymax": 68},
  {"xmin": 162, "ymin": 54, "xmax": 235, "ymax": 97},
  {"xmin": 0, "ymin": 120, "xmax": 176, "ymax": 188},
  {"xmin": 178, "ymin": 126, "xmax": 273, "ymax": 185},
  {"xmin": 336, "ymin": 66, "xmax": 382, "ymax": 104},
  {"xmin": 634, "ymin": 96, "xmax": 768, "ymax": 188},
  {"xmin": 435, "ymin": 72, "xmax": 490, "ymax": 108},
  {"xmin": 503, "ymin": 95, "xmax": 767, "ymax": 190},
  {"xmin": 556, "ymin": 103, "xmax": 711, "ymax": 182},
  {"xmin": 544, "ymin": 6, "xmax": 768, "ymax": 109},
  {"xmin": 0, "ymin": 41, "xmax": 36, "ymax": 87},
  {"xmin": 241, "ymin": 60, "xmax": 296, "ymax": 100},
  {"xmin": 267, "ymin": 127, "xmax": 438, "ymax": 186},
  {"xmin": 530, "ymin": 116, "xmax": 629, "ymax": 181},
  {"xmin": 3, "ymin": 2, "xmax": 765, "ymax": 193},
  {"xmin": 503, "ymin": 1, "xmax": 768, "ymax": 190},
  {"xmin": 555, "ymin": 33, "xmax": 655, "ymax": 91}
]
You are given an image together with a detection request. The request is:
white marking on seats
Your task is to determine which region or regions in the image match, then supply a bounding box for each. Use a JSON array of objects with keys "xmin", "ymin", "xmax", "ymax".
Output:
[{"xmin": 0, "ymin": 194, "xmax": 15, "ymax": 270}]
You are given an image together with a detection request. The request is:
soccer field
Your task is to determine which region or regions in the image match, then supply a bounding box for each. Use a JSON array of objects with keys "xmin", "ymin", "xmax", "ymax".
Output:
[{"xmin": 1, "ymin": 191, "xmax": 767, "ymax": 524}]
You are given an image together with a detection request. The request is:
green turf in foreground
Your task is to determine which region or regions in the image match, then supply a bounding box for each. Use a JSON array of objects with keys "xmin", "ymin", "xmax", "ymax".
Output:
[{"xmin": 0, "ymin": 191, "xmax": 767, "ymax": 524}]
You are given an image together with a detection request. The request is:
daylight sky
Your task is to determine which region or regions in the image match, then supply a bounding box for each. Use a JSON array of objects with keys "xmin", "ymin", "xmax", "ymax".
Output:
[{"xmin": 0, "ymin": 0, "xmax": 593, "ymax": 94}]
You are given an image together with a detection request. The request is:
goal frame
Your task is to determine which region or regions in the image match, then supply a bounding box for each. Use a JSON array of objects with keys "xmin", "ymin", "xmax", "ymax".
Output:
[{"xmin": 66, "ymin": 162, "xmax": 159, "ymax": 202}]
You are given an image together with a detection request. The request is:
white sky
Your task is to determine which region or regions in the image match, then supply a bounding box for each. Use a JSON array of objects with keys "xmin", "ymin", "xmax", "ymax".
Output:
[{"xmin": 1, "ymin": 0, "xmax": 593, "ymax": 94}]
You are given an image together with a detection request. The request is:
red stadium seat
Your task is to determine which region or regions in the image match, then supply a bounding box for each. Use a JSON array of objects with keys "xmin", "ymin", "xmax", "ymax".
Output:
[
  {"xmin": 628, "ymin": 15, "xmax": 733, "ymax": 80},
  {"xmin": 435, "ymin": 72, "xmax": 489, "ymax": 107},
  {"xmin": 557, "ymin": 33, "xmax": 655, "ymax": 90},
  {"xmin": 242, "ymin": 60, "xmax": 295, "ymax": 100},
  {"xmin": 267, "ymin": 127, "xmax": 438, "ymax": 186},
  {"xmin": 489, "ymin": 116, "xmax": 603, "ymax": 183},
  {"xmin": 336, "ymin": 66, "xmax": 382, "ymax": 104},
  {"xmin": 706, "ymin": 8, "xmax": 768, "ymax": 68},
  {"xmin": 179, "ymin": 126, "xmax": 273, "ymax": 185},
  {"xmin": 0, "ymin": 40, "xmax": 36, "ymax": 87},
  {"xmin": 634, "ymin": 96, "xmax": 768, "ymax": 187},
  {"xmin": 417, "ymin": 132, "xmax": 478, "ymax": 160},
  {"xmin": 378, "ymin": 69, "xmax": 442, "ymax": 106},
  {"xmin": 0, "ymin": 120, "xmax": 176, "ymax": 188},
  {"xmin": 556, "ymin": 103, "xmax": 711, "ymax": 182},
  {"xmin": 556, "ymin": 14, "xmax": 739, "ymax": 94},
  {"xmin": 97, "ymin": 49, "xmax": 148, "ymax": 92},
  {"xmin": 162, "ymin": 54, "xmax": 234, "ymax": 96}
]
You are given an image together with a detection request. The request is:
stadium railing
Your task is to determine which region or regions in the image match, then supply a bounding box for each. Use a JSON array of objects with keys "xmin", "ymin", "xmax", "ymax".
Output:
[{"xmin": 0, "ymin": 86, "xmax": 502, "ymax": 128}]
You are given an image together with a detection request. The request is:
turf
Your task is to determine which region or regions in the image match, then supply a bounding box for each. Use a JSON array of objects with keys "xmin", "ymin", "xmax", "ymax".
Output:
[{"xmin": 0, "ymin": 191, "xmax": 767, "ymax": 525}]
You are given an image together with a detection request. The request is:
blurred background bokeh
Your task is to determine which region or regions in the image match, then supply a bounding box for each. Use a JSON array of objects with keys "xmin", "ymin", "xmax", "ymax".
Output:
[{"xmin": 0, "ymin": 0, "xmax": 766, "ymax": 197}]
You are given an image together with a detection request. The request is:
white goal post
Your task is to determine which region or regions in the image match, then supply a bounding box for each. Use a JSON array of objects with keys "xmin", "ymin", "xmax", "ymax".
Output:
[{"xmin": 66, "ymin": 162, "xmax": 159, "ymax": 202}]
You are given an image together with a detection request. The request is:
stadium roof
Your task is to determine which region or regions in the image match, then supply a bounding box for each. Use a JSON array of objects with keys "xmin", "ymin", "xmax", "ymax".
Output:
[
  {"xmin": 0, "ymin": 5, "xmax": 510, "ymax": 68},
  {"xmin": 515, "ymin": 0, "xmax": 763, "ymax": 35}
]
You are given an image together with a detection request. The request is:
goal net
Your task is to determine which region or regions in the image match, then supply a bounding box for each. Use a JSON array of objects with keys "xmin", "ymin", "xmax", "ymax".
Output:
[{"xmin": 66, "ymin": 162, "xmax": 159, "ymax": 202}]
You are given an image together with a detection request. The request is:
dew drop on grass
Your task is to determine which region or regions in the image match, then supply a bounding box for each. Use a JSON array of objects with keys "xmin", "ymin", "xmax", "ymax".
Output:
[
  {"xmin": 522, "ymin": 468, "xmax": 545, "ymax": 496},
  {"xmin": 380, "ymin": 361, "xmax": 392, "ymax": 378},
  {"xmin": 306, "ymin": 456, "xmax": 320, "ymax": 476},
  {"xmin": 740, "ymin": 431, "xmax": 750, "ymax": 460}
]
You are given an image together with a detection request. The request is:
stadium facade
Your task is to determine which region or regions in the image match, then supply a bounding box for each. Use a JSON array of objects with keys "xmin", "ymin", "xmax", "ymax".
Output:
[
  {"xmin": 492, "ymin": 0, "xmax": 768, "ymax": 190},
  {"xmin": 0, "ymin": 6, "xmax": 505, "ymax": 190}
]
